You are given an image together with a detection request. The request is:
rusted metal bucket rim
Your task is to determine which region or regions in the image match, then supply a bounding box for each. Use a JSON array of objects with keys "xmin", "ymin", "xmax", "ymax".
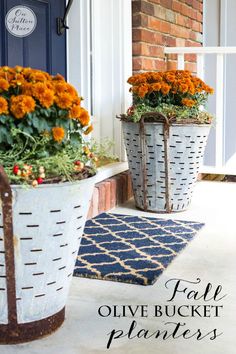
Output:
[
  {"xmin": 0, "ymin": 308, "xmax": 65, "ymax": 344},
  {"xmin": 118, "ymin": 112, "xmax": 211, "ymax": 127},
  {"xmin": 10, "ymin": 174, "xmax": 96, "ymax": 190},
  {"xmin": 123, "ymin": 121, "xmax": 211, "ymax": 127}
]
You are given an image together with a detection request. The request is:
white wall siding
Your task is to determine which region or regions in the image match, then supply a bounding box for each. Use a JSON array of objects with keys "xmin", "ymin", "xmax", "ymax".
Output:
[
  {"xmin": 92, "ymin": 0, "xmax": 132, "ymax": 160},
  {"xmin": 68, "ymin": 0, "xmax": 132, "ymax": 161}
]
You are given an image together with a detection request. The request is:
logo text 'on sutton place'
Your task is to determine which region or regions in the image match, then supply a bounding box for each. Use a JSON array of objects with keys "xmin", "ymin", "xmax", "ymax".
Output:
[{"xmin": 5, "ymin": 6, "xmax": 37, "ymax": 38}]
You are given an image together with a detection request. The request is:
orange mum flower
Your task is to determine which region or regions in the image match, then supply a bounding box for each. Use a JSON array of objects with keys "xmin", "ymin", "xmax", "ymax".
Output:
[
  {"xmin": 53, "ymin": 73, "xmax": 65, "ymax": 81},
  {"xmin": 32, "ymin": 82, "xmax": 47, "ymax": 99},
  {"xmin": 0, "ymin": 97, "xmax": 8, "ymax": 114},
  {"xmin": 10, "ymin": 95, "xmax": 35, "ymax": 119},
  {"xmin": 11, "ymin": 105, "xmax": 25, "ymax": 119},
  {"xmin": 22, "ymin": 67, "xmax": 33, "ymax": 79},
  {"xmin": 179, "ymin": 83, "xmax": 189, "ymax": 94},
  {"xmin": 45, "ymin": 81, "xmax": 53, "ymax": 90},
  {"xmin": 151, "ymin": 82, "xmax": 162, "ymax": 92},
  {"xmin": 128, "ymin": 74, "xmax": 146, "ymax": 85},
  {"xmin": 15, "ymin": 66, "xmax": 23, "ymax": 73},
  {"xmin": 22, "ymin": 95, "xmax": 36, "ymax": 113},
  {"xmin": 137, "ymin": 84, "xmax": 149, "ymax": 98},
  {"xmin": 10, "ymin": 74, "xmax": 26, "ymax": 88},
  {"xmin": 188, "ymin": 84, "xmax": 195, "ymax": 95},
  {"xmin": 27, "ymin": 69, "xmax": 51, "ymax": 82},
  {"xmin": 52, "ymin": 127, "xmax": 65, "ymax": 142},
  {"xmin": 39, "ymin": 89, "xmax": 54, "ymax": 108},
  {"xmin": 0, "ymin": 78, "xmax": 9, "ymax": 92},
  {"xmin": 53, "ymin": 82, "xmax": 67, "ymax": 94},
  {"xmin": 74, "ymin": 96, "xmax": 82, "ymax": 104},
  {"xmin": 69, "ymin": 104, "xmax": 81, "ymax": 119},
  {"xmin": 78, "ymin": 108, "xmax": 90, "ymax": 126},
  {"xmin": 166, "ymin": 74, "xmax": 176, "ymax": 83},
  {"xmin": 2, "ymin": 66, "xmax": 9, "ymax": 73},
  {"xmin": 161, "ymin": 84, "xmax": 171, "ymax": 95},
  {"xmin": 32, "ymin": 72, "xmax": 48, "ymax": 82},
  {"xmin": 55, "ymin": 93, "xmax": 73, "ymax": 109},
  {"xmin": 21, "ymin": 82, "xmax": 33, "ymax": 96},
  {"xmin": 181, "ymin": 98, "xmax": 196, "ymax": 107},
  {"xmin": 204, "ymin": 85, "xmax": 214, "ymax": 94},
  {"xmin": 66, "ymin": 84, "xmax": 77, "ymax": 98}
]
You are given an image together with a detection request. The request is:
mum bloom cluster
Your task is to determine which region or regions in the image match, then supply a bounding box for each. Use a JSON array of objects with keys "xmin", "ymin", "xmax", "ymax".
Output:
[
  {"xmin": 125, "ymin": 70, "xmax": 214, "ymax": 124},
  {"xmin": 128, "ymin": 70, "xmax": 214, "ymax": 102},
  {"xmin": 0, "ymin": 66, "xmax": 96, "ymax": 185},
  {"xmin": 0, "ymin": 65, "xmax": 92, "ymax": 144}
]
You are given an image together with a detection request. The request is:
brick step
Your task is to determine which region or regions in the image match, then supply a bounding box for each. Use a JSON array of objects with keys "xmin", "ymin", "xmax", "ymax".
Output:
[{"xmin": 87, "ymin": 171, "xmax": 133, "ymax": 219}]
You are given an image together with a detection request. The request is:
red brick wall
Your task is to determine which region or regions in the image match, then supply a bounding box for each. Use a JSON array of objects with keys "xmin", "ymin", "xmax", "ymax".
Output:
[
  {"xmin": 132, "ymin": 0, "xmax": 203, "ymax": 73},
  {"xmin": 87, "ymin": 171, "xmax": 133, "ymax": 219}
]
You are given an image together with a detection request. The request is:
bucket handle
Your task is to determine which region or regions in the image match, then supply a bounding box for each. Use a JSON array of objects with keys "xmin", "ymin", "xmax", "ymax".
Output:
[
  {"xmin": 139, "ymin": 113, "xmax": 172, "ymax": 213},
  {"xmin": 0, "ymin": 166, "xmax": 18, "ymax": 328}
]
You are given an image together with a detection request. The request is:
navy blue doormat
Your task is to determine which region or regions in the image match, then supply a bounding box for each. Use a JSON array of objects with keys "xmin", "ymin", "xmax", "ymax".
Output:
[{"xmin": 73, "ymin": 213, "xmax": 204, "ymax": 286}]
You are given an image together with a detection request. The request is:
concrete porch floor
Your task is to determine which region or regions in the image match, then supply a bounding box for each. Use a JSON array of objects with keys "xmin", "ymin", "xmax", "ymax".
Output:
[{"xmin": 1, "ymin": 181, "xmax": 236, "ymax": 354}]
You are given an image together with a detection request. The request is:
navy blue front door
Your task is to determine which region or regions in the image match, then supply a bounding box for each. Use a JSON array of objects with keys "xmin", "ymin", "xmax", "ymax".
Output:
[{"xmin": 0, "ymin": 0, "xmax": 66, "ymax": 76}]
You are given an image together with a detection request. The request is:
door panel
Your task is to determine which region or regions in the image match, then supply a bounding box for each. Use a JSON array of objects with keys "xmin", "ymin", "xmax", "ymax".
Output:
[{"xmin": 0, "ymin": 0, "xmax": 66, "ymax": 76}]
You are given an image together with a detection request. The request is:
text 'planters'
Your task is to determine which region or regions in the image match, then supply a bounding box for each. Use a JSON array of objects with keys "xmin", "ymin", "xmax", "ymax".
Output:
[{"xmin": 120, "ymin": 70, "xmax": 214, "ymax": 213}]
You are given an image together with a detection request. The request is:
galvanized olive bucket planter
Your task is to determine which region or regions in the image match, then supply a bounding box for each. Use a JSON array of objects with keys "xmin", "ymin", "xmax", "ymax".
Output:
[
  {"xmin": 0, "ymin": 167, "xmax": 95, "ymax": 344},
  {"xmin": 122, "ymin": 114, "xmax": 211, "ymax": 213}
]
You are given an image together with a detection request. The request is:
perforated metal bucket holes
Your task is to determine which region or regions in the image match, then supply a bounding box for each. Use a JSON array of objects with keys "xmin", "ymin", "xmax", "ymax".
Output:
[
  {"xmin": 0, "ymin": 177, "xmax": 95, "ymax": 343},
  {"xmin": 122, "ymin": 121, "xmax": 211, "ymax": 213}
]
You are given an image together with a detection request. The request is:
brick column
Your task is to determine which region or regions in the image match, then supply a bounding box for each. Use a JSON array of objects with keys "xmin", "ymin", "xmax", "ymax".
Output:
[{"xmin": 132, "ymin": 0, "xmax": 203, "ymax": 73}]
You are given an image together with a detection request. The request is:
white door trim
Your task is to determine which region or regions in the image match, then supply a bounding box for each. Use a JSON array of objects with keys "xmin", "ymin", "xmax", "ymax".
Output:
[{"xmin": 67, "ymin": 0, "xmax": 132, "ymax": 162}]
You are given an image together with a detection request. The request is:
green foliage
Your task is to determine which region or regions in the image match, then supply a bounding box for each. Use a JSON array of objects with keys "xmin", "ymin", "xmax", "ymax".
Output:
[
  {"xmin": 91, "ymin": 138, "xmax": 117, "ymax": 160},
  {"xmin": 0, "ymin": 104, "xmax": 84, "ymax": 154},
  {"xmin": 127, "ymin": 103, "xmax": 214, "ymax": 124},
  {"xmin": 0, "ymin": 136, "xmax": 96, "ymax": 184}
]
